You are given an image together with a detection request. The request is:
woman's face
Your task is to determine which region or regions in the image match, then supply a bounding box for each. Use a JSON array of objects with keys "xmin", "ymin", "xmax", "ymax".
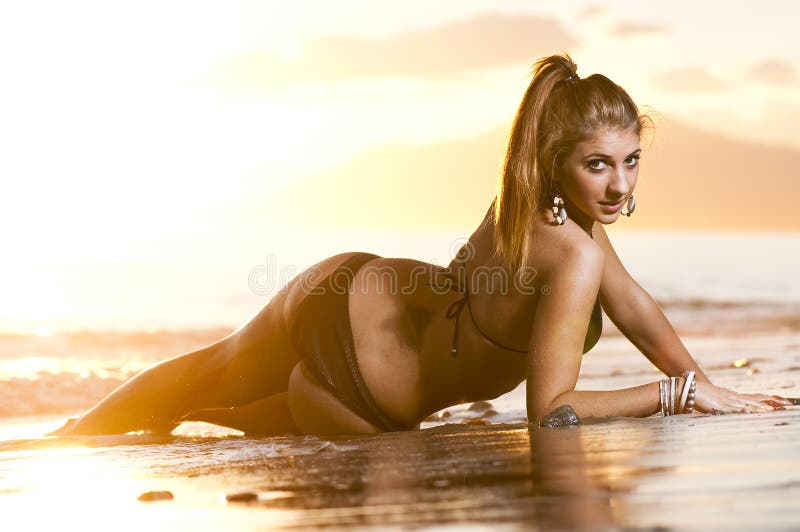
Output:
[{"xmin": 558, "ymin": 127, "xmax": 641, "ymax": 230}]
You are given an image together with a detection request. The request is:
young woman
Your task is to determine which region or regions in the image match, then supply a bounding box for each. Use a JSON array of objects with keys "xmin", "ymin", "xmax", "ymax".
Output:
[{"xmin": 49, "ymin": 53, "xmax": 793, "ymax": 437}]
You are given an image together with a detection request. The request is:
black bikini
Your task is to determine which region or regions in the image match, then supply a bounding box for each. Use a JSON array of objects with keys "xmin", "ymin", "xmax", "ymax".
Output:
[
  {"xmin": 288, "ymin": 250, "xmax": 602, "ymax": 433},
  {"xmin": 288, "ymin": 252, "xmax": 411, "ymax": 432}
]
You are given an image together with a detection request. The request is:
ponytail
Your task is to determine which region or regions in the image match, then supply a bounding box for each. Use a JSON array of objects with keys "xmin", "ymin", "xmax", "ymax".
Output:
[
  {"xmin": 493, "ymin": 52, "xmax": 580, "ymax": 273},
  {"xmin": 493, "ymin": 52, "xmax": 648, "ymax": 275}
]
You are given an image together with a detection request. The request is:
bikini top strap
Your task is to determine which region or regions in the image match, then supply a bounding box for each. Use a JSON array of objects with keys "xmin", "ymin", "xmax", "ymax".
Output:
[{"xmin": 428, "ymin": 270, "xmax": 527, "ymax": 356}]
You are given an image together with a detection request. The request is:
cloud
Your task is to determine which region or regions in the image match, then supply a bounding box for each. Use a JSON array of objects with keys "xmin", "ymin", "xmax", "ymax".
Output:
[
  {"xmin": 747, "ymin": 59, "xmax": 796, "ymax": 86},
  {"xmin": 215, "ymin": 13, "xmax": 578, "ymax": 88},
  {"xmin": 650, "ymin": 67, "xmax": 729, "ymax": 93},
  {"xmin": 575, "ymin": 5, "xmax": 607, "ymax": 20},
  {"xmin": 612, "ymin": 21, "xmax": 669, "ymax": 38}
]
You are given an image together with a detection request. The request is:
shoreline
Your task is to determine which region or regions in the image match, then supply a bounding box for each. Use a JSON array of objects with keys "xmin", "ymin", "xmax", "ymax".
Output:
[{"xmin": 1, "ymin": 411, "xmax": 798, "ymax": 529}]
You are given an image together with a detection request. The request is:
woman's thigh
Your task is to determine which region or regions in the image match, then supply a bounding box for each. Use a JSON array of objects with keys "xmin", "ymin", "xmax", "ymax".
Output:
[
  {"xmin": 208, "ymin": 252, "xmax": 364, "ymax": 404},
  {"xmin": 287, "ymin": 360, "xmax": 381, "ymax": 436},
  {"xmin": 195, "ymin": 287, "xmax": 301, "ymax": 408},
  {"xmin": 183, "ymin": 391, "xmax": 300, "ymax": 436}
]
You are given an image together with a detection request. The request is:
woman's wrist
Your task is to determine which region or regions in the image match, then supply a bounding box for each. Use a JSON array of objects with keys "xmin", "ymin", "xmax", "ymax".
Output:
[
  {"xmin": 657, "ymin": 378, "xmax": 679, "ymax": 416},
  {"xmin": 658, "ymin": 375, "xmax": 694, "ymax": 416}
]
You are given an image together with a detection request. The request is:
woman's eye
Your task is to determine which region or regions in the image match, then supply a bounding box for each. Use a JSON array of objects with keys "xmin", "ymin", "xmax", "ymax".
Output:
[
  {"xmin": 625, "ymin": 156, "xmax": 640, "ymax": 167},
  {"xmin": 587, "ymin": 160, "xmax": 606, "ymax": 171}
]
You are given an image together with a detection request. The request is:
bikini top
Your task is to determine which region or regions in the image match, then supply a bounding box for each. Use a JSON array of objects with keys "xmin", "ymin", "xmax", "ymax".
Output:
[{"xmin": 429, "ymin": 269, "xmax": 603, "ymax": 357}]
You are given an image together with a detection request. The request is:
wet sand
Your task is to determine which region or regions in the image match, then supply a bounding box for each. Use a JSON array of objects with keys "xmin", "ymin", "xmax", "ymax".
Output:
[
  {"xmin": 1, "ymin": 410, "xmax": 798, "ymax": 530},
  {"xmin": 1, "ymin": 316, "xmax": 800, "ymax": 529}
]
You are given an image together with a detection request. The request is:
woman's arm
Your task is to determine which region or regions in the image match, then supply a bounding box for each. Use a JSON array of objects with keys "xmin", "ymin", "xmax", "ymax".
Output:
[
  {"xmin": 606, "ymin": 281, "xmax": 711, "ymax": 382},
  {"xmin": 591, "ymin": 224, "xmax": 710, "ymax": 383},
  {"xmin": 526, "ymin": 239, "xmax": 606, "ymax": 422},
  {"xmin": 526, "ymin": 241, "xmax": 664, "ymax": 421},
  {"xmin": 526, "ymin": 235, "xmax": 792, "ymax": 425}
]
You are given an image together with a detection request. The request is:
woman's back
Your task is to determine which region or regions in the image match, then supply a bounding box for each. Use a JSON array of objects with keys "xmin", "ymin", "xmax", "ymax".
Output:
[{"xmin": 344, "ymin": 203, "xmax": 599, "ymax": 426}]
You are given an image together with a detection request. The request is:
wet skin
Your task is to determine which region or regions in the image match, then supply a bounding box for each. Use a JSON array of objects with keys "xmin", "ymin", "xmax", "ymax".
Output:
[
  {"xmin": 50, "ymin": 211, "xmax": 600, "ymax": 438},
  {"xmin": 49, "ymin": 126, "xmax": 794, "ymax": 438},
  {"xmin": 46, "ymin": 129, "xmax": 632, "ymax": 437}
]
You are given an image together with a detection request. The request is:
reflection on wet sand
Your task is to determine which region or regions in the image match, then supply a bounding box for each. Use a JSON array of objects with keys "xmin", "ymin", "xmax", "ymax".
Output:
[
  {"xmin": 167, "ymin": 418, "xmax": 657, "ymax": 529},
  {"xmin": 529, "ymin": 423, "xmax": 614, "ymax": 528},
  {"xmin": 2, "ymin": 407, "xmax": 799, "ymax": 529}
]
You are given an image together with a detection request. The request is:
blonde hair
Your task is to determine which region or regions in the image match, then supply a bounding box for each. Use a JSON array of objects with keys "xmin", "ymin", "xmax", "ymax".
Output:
[{"xmin": 493, "ymin": 52, "xmax": 651, "ymax": 274}]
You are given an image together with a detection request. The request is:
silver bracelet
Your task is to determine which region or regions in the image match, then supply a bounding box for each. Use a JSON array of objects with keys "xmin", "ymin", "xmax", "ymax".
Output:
[
  {"xmin": 682, "ymin": 370, "xmax": 697, "ymax": 413},
  {"xmin": 680, "ymin": 371, "xmax": 695, "ymax": 413},
  {"xmin": 670, "ymin": 376, "xmax": 679, "ymax": 415},
  {"xmin": 660, "ymin": 379, "xmax": 673, "ymax": 417}
]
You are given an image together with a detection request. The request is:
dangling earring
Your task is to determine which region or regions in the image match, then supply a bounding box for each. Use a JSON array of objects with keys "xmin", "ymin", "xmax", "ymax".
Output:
[
  {"xmin": 552, "ymin": 194, "xmax": 567, "ymax": 225},
  {"xmin": 620, "ymin": 195, "xmax": 636, "ymax": 217}
]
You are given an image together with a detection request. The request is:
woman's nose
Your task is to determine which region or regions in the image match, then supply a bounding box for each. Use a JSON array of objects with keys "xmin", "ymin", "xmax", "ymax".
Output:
[{"xmin": 609, "ymin": 166, "xmax": 630, "ymax": 196}]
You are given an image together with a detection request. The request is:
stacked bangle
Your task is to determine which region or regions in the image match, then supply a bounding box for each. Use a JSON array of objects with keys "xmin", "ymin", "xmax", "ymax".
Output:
[
  {"xmin": 659, "ymin": 378, "xmax": 677, "ymax": 416},
  {"xmin": 680, "ymin": 370, "xmax": 697, "ymax": 413},
  {"xmin": 659, "ymin": 371, "xmax": 697, "ymax": 416},
  {"xmin": 670, "ymin": 376, "xmax": 678, "ymax": 415}
]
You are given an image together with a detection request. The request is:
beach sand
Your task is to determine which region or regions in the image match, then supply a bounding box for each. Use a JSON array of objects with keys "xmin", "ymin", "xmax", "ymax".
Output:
[{"xmin": 1, "ymin": 309, "xmax": 800, "ymax": 530}]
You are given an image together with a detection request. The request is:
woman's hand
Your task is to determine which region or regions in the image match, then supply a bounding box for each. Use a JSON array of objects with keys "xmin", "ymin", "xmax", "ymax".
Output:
[{"xmin": 692, "ymin": 381, "xmax": 794, "ymax": 414}]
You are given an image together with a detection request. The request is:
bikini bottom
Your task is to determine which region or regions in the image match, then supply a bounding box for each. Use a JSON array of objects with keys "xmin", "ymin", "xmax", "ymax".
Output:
[{"xmin": 288, "ymin": 252, "xmax": 410, "ymax": 432}]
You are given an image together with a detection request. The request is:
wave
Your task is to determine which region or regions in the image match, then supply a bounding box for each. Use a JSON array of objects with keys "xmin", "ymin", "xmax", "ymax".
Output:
[{"xmin": 0, "ymin": 369, "xmax": 129, "ymax": 418}]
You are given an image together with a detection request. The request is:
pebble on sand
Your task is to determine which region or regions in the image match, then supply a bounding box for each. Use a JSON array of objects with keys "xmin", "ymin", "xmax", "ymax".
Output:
[
  {"xmin": 137, "ymin": 490, "xmax": 174, "ymax": 502},
  {"xmin": 225, "ymin": 491, "xmax": 259, "ymax": 503}
]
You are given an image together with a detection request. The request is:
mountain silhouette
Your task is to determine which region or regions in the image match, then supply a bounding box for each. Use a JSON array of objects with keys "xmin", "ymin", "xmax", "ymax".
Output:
[{"xmin": 257, "ymin": 117, "xmax": 799, "ymax": 231}]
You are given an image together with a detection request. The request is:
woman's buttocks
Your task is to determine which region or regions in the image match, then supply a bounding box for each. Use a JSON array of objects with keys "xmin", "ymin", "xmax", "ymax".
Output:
[
  {"xmin": 282, "ymin": 251, "xmax": 371, "ymax": 333},
  {"xmin": 349, "ymin": 257, "xmax": 529, "ymax": 424},
  {"xmin": 349, "ymin": 257, "xmax": 466, "ymax": 425}
]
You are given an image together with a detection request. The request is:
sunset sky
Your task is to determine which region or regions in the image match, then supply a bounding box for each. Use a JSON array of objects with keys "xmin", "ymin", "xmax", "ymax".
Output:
[{"xmin": 1, "ymin": 1, "xmax": 798, "ymax": 333}]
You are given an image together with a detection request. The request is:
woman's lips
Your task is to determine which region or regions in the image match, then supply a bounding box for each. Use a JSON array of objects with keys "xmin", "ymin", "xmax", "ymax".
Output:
[{"xmin": 599, "ymin": 197, "xmax": 625, "ymax": 212}]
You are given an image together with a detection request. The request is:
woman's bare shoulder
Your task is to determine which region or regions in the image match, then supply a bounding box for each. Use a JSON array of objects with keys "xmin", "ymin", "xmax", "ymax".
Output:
[{"xmin": 526, "ymin": 215, "xmax": 602, "ymax": 274}]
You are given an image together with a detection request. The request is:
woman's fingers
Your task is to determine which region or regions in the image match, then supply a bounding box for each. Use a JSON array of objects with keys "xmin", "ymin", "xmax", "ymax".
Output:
[
  {"xmin": 742, "ymin": 392, "xmax": 792, "ymax": 403},
  {"xmin": 736, "ymin": 393, "xmax": 788, "ymax": 412},
  {"xmin": 754, "ymin": 393, "xmax": 794, "ymax": 405},
  {"xmin": 692, "ymin": 383, "xmax": 794, "ymax": 415},
  {"xmin": 730, "ymin": 391, "xmax": 793, "ymax": 407},
  {"xmin": 772, "ymin": 395, "xmax": 795, "ymax": 405}
]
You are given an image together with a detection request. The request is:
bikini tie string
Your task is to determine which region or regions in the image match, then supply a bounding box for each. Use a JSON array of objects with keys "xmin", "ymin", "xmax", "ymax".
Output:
[{"xmin": 445, "ymin": 295, "xmax": 467, "ymax": 357}]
